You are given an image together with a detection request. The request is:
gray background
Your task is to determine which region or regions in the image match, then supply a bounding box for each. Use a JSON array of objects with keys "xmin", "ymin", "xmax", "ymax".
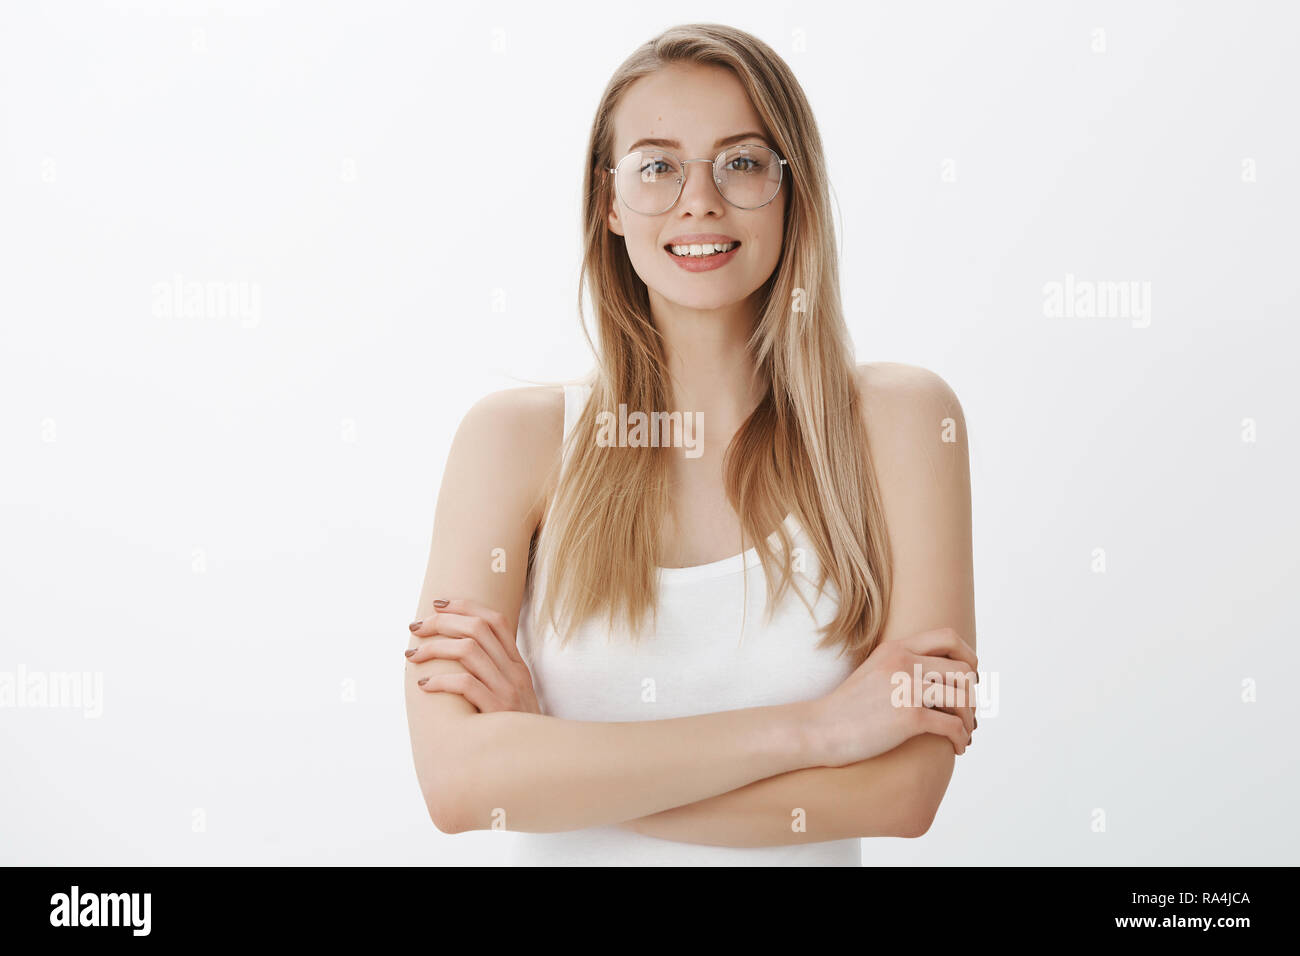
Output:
[{"xmin": 1, "ymin": 0, "xmax": 1296, "ymax": 864}]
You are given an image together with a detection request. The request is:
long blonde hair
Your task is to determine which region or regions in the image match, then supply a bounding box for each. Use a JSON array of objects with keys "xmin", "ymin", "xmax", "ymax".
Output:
[{"xmin": 531, "ymin": 23, "xmax": 892, "ymax": 667}]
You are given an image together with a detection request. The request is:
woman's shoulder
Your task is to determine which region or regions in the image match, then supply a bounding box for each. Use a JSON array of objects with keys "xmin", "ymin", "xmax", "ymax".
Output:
[
  {"xmin": 461, "ymin": 384, "xmax": 566, "ymax": 428},
  {"xmin": 852, "ymin": 361, "xmax": 969, "ymax": 479},
  {"xmin": 454, "ymin": 385, "xmax": 567, "ymax": 459},
  {"xmin": 854, "ymin": 361, "xmax": 963, "ymax": 416},
  {"xmin": 444, "ymin": 386, "xmax": 567, "ymax": 525}
]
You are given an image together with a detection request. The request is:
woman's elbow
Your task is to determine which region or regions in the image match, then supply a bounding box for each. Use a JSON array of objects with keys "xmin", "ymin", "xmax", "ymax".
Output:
[
  {"xmin": 426, "ymin": 790, "xmax": 467, "ymax": 834},
  {"xmin": 417, "ymin": 740, "xmax": 475, "ymax": 834},
  {"xmin": 898, "ymin": 735, "xmax": 958, "ymax": 838},
  {"xmin": 408, "ymin": 682, "xmax": 482, "ymax": 834},
  {"xmin": 899, "ymin": 801, "xmax": 940, "ymax": 839}
]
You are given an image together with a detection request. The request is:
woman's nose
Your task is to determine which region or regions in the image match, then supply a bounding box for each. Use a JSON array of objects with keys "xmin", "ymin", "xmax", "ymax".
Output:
[{"xmin": 676, "ymin": 159, "xmax": 723, "ymax": 215}]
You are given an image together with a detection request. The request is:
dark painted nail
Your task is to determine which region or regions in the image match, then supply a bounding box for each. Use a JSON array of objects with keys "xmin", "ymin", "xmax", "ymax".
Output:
[
  {"xmin": 404, "ymin": 649, "xmax": 415, "ymax": 658},
  {"xmin": 417, "ymin": 677, "xmax": 428, "ymax": 686},
  {"xmin": 433, "ymin": 599, "xmax": 449, "ymax": 608},
  {"xmin": 409, "ymin": 621, "xmax": 422, "ymax": 631}
]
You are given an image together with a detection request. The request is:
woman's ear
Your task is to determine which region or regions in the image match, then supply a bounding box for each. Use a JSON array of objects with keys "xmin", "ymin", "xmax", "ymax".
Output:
[{"xmin": 607, "ymin": 199, "xmax": 625, "ymax": 238}]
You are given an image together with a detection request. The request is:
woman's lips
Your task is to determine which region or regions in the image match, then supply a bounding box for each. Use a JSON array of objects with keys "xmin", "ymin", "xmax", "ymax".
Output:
[{"xmin": 663, "ymin": 242, "xmax": 742, "ymax": 273}]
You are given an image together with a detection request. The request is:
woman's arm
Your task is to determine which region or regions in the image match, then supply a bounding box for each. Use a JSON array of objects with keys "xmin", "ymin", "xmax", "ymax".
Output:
[
  {"xmin": 615, "ymin": 362, "xmax": 978, "ymax": 844},
  {"xmin": 406, "ymin": 387, "xmax": 827, "ymax": 834},
  {"xmin": 621, "ymin": 734, "xmax": 957, "ymax": 845},
  {"xmin": 435, "ymin": 700, "xmax": 821, "ymax": 834}
]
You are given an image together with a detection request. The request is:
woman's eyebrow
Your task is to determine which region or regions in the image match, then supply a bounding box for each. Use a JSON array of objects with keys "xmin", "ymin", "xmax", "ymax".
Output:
[{"xmin": 625, "ymin": 131, "xmax": 769, "ymax": 152}]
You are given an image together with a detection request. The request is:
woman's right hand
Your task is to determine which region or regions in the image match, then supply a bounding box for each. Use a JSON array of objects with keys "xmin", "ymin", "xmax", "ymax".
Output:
[{"xmin": 805, "ymin": 626, "xmax": 978, "ymax": 767}]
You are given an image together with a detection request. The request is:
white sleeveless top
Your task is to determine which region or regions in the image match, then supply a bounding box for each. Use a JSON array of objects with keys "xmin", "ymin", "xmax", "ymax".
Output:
[{"xmin": 506, "ymin": 383, "xmax": 862, "ymax": 866}]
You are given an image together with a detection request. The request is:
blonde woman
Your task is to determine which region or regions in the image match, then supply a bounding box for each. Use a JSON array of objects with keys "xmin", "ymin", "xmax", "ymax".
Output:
[{"xmin": 404, "ymin": 23, "xmax": 978, "ymax": 866}]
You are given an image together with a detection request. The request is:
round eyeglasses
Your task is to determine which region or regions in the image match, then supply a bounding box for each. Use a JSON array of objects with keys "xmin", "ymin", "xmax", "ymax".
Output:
[{"xmin": 607, "ymin": 144, "xmax": 788, "ymax": 216}]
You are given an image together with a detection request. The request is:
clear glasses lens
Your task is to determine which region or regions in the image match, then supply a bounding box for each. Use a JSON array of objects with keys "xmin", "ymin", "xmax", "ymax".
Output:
[
  {"xmin": 715, "ymin": 145, "xmax": 783, "ymax": 209},
  {"xmin": 614, "ymin": 145, "xmax": 782, "ymax": 215},
  {"xmin": 615, "ymin": 150, "xmax": 683, "ymax": 215}
]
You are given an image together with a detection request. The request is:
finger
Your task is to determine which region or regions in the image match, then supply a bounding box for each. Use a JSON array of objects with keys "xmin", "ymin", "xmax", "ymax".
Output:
[
  {"xmin": 931, "ymin": 702, "xmax": 976, "ymax": 737},
  {"xmin": 420, "ymin": 599, "xmax": 520, "ymax": 662},
  {"xmin": 411, "ymin": 611, "xmax": 516, "ymax": 678},
  {"xmin": 904, "ymin": 627, "xmax": 978, "ymax": 674},
  {"xmin": 914, "ymin": 671, "xmax": 975, "ymax": 718},
  {"xmin": 407, "ymin": 636, "xmax": 517, "ymax": 703},
  {"xmin": 416, "ymin": 671, "xmax": 497, "ymax": 712},
  {"xmin": 914, "ymin": 655, "xmax": 978, "ymax": 705},
  {"xmin": 917, "ymin": 705, "xmax": 970, "ymax": 754},
  {"xmin": 917, "ymin": 706, "xmax": 971, "ymax": 755}
]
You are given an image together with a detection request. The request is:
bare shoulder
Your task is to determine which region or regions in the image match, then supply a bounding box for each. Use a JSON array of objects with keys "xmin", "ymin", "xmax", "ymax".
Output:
[
  {"xmin": 454, "ymin": 384, "xmax": 565, "ymax": 462},
  {"xmin": 854, "ymin": 361, "xmax": 965, "ymax": 430},
  {"xmin": 443, "ymin": 384, "xmax": 567, "ymax": 530},
  {"xmin": 458, "ymin": 384, "xmax": 566, "ymax": 439},
  {"xmin": 853, "ymin": 362, "xmax": 968, "ymax": 478}
]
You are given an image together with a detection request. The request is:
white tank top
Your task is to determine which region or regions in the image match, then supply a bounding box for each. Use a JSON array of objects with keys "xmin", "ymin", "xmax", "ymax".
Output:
[{"xmin": 507, "ymin": 383, "xmax": 862, "ymax": 865}]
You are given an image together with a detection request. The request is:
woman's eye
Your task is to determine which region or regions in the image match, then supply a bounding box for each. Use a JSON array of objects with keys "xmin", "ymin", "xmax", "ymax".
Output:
[
  {"xmin": 640, "ymin": 160, "xmax": 674, "ymax": 177},
  {"xmin": 727, "ymin": 157, "xmax": 760, "ymax": 173}
]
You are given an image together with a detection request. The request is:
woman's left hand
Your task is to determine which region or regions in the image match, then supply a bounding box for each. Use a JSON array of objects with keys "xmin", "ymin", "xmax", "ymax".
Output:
[{"xmin": 406, "ymin": 598, "xmax": 540, "ymax": 714}]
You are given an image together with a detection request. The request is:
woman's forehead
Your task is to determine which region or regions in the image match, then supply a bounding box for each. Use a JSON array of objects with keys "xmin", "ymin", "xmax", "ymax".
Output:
[{"xmin": 614, "ymin": 67, "xmax": 768, "ymax": 155}]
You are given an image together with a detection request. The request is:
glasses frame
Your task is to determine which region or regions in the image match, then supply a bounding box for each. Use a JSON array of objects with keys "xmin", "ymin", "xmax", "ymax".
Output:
[{"xmin": 607, "ymin": 143, "xmax": 788, "ymax": 216}]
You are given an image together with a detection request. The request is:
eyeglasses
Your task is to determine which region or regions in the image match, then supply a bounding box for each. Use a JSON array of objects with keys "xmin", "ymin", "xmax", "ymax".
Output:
[{"xmin": 607, "ymin": 144, "xmax": 788, "ymax": 216}]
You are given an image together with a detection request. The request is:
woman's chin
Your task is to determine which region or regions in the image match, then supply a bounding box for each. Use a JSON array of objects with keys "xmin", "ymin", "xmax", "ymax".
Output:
[{"xmin": 650, "ymin": 281, "xmax": 753, "ymax": 314}]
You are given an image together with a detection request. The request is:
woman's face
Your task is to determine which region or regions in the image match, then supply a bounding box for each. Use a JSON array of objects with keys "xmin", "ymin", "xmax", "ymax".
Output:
[{"xmin": 607, "ymin": 62, "xmax": 787, "ymax": 314}]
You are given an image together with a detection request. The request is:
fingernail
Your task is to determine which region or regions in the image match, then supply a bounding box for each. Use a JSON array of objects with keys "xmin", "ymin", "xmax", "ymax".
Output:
[
  {"xmin": 417, "ymin": 677, "xmax": 428, "ymax": 686},
  {"xmin": 409, "ymin": 620, "xmax": 422, "ymax": 631},
  {"xmin": 404, "ymin": 649, "xmax": 415, "ymax": 658},
  {"xmin": 433, "ymin": 599, "xmax": 449, "ymax": 608}
]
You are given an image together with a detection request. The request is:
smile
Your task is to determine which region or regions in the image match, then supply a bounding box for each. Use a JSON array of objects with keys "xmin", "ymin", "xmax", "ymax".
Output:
[
  {"xmin": 665, "ymin": 241, "xmax": 741, "ymax": 258},
  {"xmin": 663, "ymin": 240, "xmax": 742, "ymax": 273}
]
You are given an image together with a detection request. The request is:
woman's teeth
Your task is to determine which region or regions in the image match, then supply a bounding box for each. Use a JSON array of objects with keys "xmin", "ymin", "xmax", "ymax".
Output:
[{"xmin": 668, "ymin": 241, "xmax": 739, "ymax": 257}]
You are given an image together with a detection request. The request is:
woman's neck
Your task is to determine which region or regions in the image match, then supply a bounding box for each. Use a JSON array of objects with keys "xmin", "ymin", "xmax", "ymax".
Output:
[{"xmin": 648, "ymin": 289, "xmax": 766, "ymax": 440}]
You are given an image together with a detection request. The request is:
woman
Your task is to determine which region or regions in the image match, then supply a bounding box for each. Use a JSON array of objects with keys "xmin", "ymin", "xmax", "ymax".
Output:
[{"xmin": 404, "ymin": 23, "xmax": 978, "ymax": 866}]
